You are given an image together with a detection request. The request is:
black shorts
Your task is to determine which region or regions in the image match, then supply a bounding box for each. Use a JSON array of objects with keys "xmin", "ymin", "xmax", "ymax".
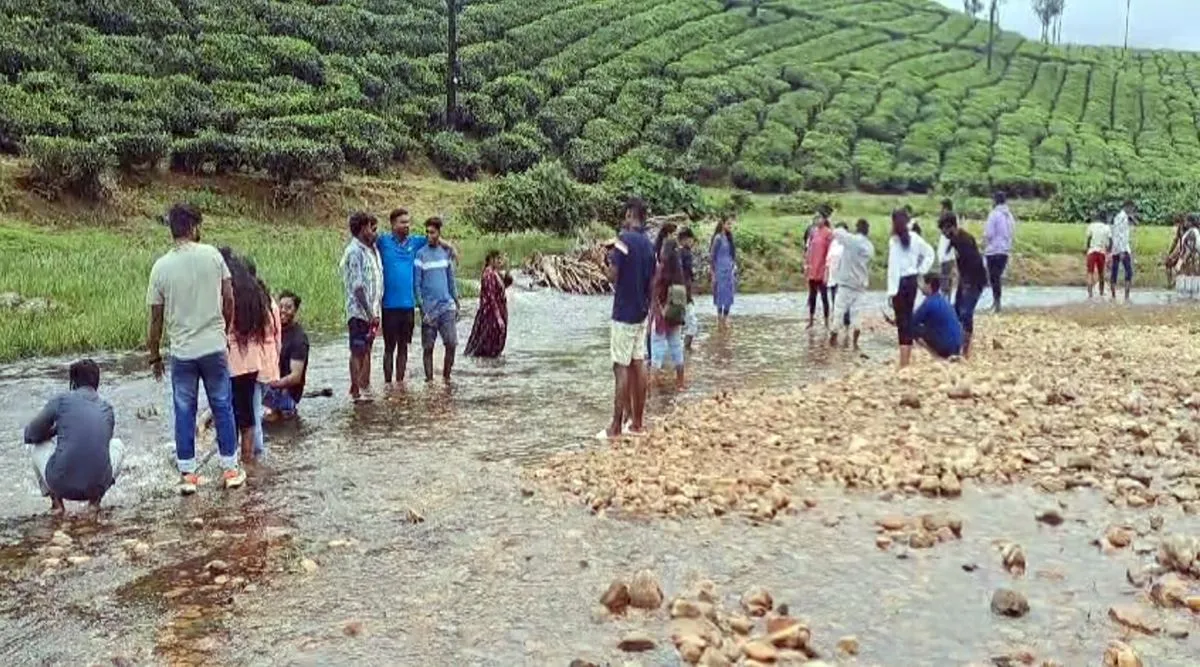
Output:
[
  {"xmin": 382, "ymin": 308, "xmax": 415, "ymax": 347},
  {"xmin": 230, "ymin": 372, "xmax": 258, "ymax": 429}
]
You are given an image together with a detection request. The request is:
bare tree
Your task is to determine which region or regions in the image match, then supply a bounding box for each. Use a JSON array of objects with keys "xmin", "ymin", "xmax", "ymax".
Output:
[
  {"xmin": 986, "ymin": 0, "xmax": 1005, "ymax": 71},
  {"xmin": 963, "ymin": 0, "xmax": 983, "ymax": 17},
  {"xmin": 1032, "ymin": 0, "xmax": 1064, "ymax": 43}
]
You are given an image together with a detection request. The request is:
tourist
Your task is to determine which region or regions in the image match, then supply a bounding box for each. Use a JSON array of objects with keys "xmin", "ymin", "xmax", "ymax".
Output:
[
  {"xmin": 678, "ymin": 227, "xmax": 699, "ymax": 350},
  {"xmin": 22, "ymin": 359, "xmax": 123, "ymax": 513},
  {"xmin": 1110, "ymin": 199, "xmax": 1136, "ymax": 301},
  {"xmin": 804, "ymin": 204, "xmax": 831, "ymax": 249},
  {"xmin": 912, "ymin": 273, "xmax": 964, "ymax": 360},
  {"xmin": 377, "ymin": 208, "xmax": 424, "ymax": 387},
  {"xmin": 710, "ymin": 215, "xmax": 737, "ymax": 328},
  {"xmin": 244, "ymin": 258, "xmax": 279, "ymax": 460},
  {"xmin": 983, "ymin": 191, "xmax": 1016, "ymax": 312},
  {"xmin": 650, "ymin": 239, "xmax": 687, "ymax": 390},
  {"xmin": 1166, "ymin": 214, "xmax": 1200, "ymax": 299},
  {"xmin": 220, "ymin": 249, "xmax": 279, "ymax": 464},
  {"xmin": 1166, "ymin": 214, "xmax": 1186, "ymax": 285},
  {"xmin": 1084, "ymin": 215, "xmax": 1111, "ymax": 299},
  {"xmin": 825, "ymin": 222, "xmax": 845, "ymax": 311},
  {"xmin": 829, "ymin": 218, "xmax": 875, "ymax": 350},
  {"xmin": 265, "ymin": 290, "xmax": 310, "ymax": 419},
  {"xmin": 146, "ymin": 203, "xmax": 244, "ymax": 493},
  {"xmin": 805, "ymin": 215, "xmax": 833, "ymax": 329},
  {"xmin": 654, "ymin": 222, "xmax": 678, "ymax": 260},
  {"xmin": 465, "ymin": 250, "xmax": 511, "ymax": 358},
  {"xmin": 606, "ymin": 198, "xmax": 656, "ymax": 438},
  {"xmin": 339, "ymin": 211, "xmax": 383, "ymax": 400},
  {"xmin": 415, "ymin": 216, "xmax": 460, "ymax": 382},
  {"xmin": 937, "ymin": 198, "xmax": 957, "ymax": 298},
  {"xmin": 937, "ymin": 213, "xmax": 987, "ymax": 358},
  {"xmin": 887, "ymin": 208, "xmax": 935, "ymax": 368}
]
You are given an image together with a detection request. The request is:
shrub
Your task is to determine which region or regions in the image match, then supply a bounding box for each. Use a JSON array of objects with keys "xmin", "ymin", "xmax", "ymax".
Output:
[
  {"xmin": 427, "ymin": 131, "xmax": 480, "ymax": 181},
  {"xmin": 24, "ymin": 135, "xmax": 116, "ymax": 200},
  {"xmin": 730, "ymin": 161, "xmax": 803, "ymax": 194},
  {"xmin": 770, "ymin": 192, "xmax": 836, "ymax": 216},
  {"xmin": 106, "ymin": 132, "xmax": 169, "ymax": 172},
  {"xmin": 600, "ymin": 155, "xmax": 706, "ymax": 221},
  {"xmin": 480, "ymin": 123, "xmax": 547, "ymax": 174},
  {"xmin": 261, "ymin": 139, "xmax": 344, "ymax": 185},
  {"xmin": 169, "ymin": 132, "xmax": 258, "ymax": 175},
  {"xmin": 465, "ymin": 160, "xmax": 600, "ymax": 234}
]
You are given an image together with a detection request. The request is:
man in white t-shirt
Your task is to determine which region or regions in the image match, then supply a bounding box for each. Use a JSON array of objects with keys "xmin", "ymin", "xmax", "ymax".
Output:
[
  {"xmin": 1109, "ymin": 200, "xmax": 1136, "ymax": 301},
  {"xmin": 146, "ymin": 203, "xmax": 244, "ymax": 495},
  {"xmin": 1084, "ymin": 217, "xmax": 1112, "ymax": 299}
]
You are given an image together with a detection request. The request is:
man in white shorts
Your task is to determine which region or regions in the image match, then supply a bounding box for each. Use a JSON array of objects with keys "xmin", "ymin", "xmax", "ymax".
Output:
[
  {"xmin": 606, "ymin": 198, "xmax": 656, "ymax": 438},
  {"xmin": 23, "ymin": 359, "xmax": 124, "ymax": 514},
  {"xmin": 830, "ymin": 218, "xmax": 876, "ymax": 351}
]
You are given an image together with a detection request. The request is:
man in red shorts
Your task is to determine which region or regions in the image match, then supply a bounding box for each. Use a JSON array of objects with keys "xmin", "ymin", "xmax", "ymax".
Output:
[{"xmin": 1084, "ymin": 216, "xmax": 1111, "ymax": 299}]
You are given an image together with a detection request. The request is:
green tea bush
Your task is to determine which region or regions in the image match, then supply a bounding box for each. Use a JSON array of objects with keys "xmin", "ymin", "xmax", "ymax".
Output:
[
  {"xmin": 600, "ymin": 155, "xmax": 706, "ymax": 220},
  {"xmin": 480, "ymin": 123, "xmax": 548, "ymax": 174},
  {"xmin": 106, "ymin": 132, "xmax": 169, "ymax": 172},
  {"xmin": 261, "ymin": 139, "xmax": 344, "ymax": 185},
  {"xmin": 169, "ymin": 131, "xmax": 258, "ymax": 175},
  {"xmin": 24, "ymin": 135, "xmax": 116, "ymax": 200},
  {"xmin": 465, "ymin": 160, "xmax": 600, "ymax": 234},
  {"xmin": 427, "ymin": 131, "xmax": 480, "ymax": 181}
]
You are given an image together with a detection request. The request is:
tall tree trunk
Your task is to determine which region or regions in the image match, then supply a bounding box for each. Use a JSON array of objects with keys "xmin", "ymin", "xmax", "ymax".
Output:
[
  {"xmin": 1123, "ymin": 0, "xmax": 1131, "ymax": 52},
  {"xmin": 986, "ymin": 1, "xmax": 997, "ymax": 71},
  {"xmin": 446, "ymin": 0, "xmax": 458, "ymax": 129}
]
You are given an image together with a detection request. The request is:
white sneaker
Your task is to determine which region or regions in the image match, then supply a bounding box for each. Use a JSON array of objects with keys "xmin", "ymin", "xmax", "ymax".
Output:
[
  {"xmin": 222, "ymin": 468, "xmax": 246, "ymax": 489},
  {"xmin": 179, "ymin": 473, "xmax": 199, "ymax": 496}
]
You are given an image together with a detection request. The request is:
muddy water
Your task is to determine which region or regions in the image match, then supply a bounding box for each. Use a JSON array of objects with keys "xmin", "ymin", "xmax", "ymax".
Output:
[{"xmin": 1, "ymin": 287, "xmax": 1196, "ymax": 666}]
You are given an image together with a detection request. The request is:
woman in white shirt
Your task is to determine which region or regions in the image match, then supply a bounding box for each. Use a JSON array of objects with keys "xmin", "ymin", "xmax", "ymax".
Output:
[{"xmin": 888, "ymin": 208, "xmax": 935, "ymax": 368}]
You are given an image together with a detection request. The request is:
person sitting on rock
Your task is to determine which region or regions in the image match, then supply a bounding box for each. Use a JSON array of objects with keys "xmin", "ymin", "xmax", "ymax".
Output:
[
  {"xmin": 911, "ymin": 273, "xmax": 964, "ymax": 360},
  {"xmin": 22, "ymin": 359, "xmax": 124, "ymax": 514}
]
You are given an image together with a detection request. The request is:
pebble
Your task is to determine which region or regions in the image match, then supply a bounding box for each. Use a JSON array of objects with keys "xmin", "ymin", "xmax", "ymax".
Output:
[
  {"xmin": 601, "ymin": 580, "xmax": 631, "ymax": 614},
  {"xmin": 1000, "ymin": 543, "xmax": 1026, "ymax": 576},
  {"xmin": 204, "ymin": 560, "xmax": 229, "ymax": 574},
  {"xmin": 342, "ymin": 620, "xmax": 364, "ymax": 637},
  {"xmin": 213, "ymin": 575, "xmax": 229, "ymax": 585},
  {"xmin": 875, "ymin": 535, "xmax": 893, "ymax": 550},
  {"xmin": 50, "ymin": 531, "xmax": 73, "ymax": 547},
  {"xmin": 190, "ymin": 518, "xmax": 204, "ymax": 528},
  {"xmin": 132, "ymin": 542, "xmax": 150, "ymax": 557},
  {"xmin": 1101, "ymin": 640, "xmax": 1142, "ymax": 667},
  {"xmin": 740, "ymin": 587, "xmax": 773, "ymax": 617},
  {"xmin": 742, "ymin": 641, "xmax": 776, "ymax": 662},
  {"xmin": 1107, "ymin": 604, "xmax": 1161, "ymax": 635},
  {"xmin": 836, "ymin": 635, "xmax": 859, "ymax": 656},
  {"xmin": 628, "ymin": 570, "xmax": 663, "ymax": 610},
  {"xmin": 1105, "ymin": 526, "xmax": 1134, "ymax": 548},
  {"xmin": 1035, "ymin": 508, "xmax": 1064, "ymax": 526},
  {"xmin": 300, "ymin": 558, "xmax": 318, "ymax": 574},
  {"xmin": 617, "ymin": 631, "xmax": 656, "ymax": 652},
  {"xmin": 66, "ymin": 555, "xmax": 91, "ymax": 566},
  {"xmin": 990, "ymin": 589, "xmax": 1030, "ymax": 618}
]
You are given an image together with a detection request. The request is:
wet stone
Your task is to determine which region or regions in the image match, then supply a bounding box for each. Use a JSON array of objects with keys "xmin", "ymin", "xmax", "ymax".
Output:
[
  {"xmin": 740, "ymin": 587, "xmax": 773, "ymax": 617},
  {"xmin": 1107, "ymin": 604, "xmax": 1160, "ymax": 635},
  {"xmin": 990, "ymin": 589, "xmax": 1030, "ymax": 618},
  {"xmin": 836, "ymin": 635, "xmax": 859, "ymax": 656},
  {"xmin": 600, "ymin": 580, "xmax": 630, "ymax": 614},
  {"xmin": 1101, "ymin": 641, "xmax": 1142, "ymax": 667},
  {"xmin": 1035, "ymin": 508, "xmax": 1063, "ymax": 526},
  {"xmin": 617, "ymin": 631, "xmax": 655, "ymax": 652},
  {"xmin": 628, "ymin": 570, "xmax": 663, "ymax": 610}
]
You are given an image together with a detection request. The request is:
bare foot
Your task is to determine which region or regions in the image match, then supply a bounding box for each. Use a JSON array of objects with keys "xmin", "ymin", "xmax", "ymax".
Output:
[{"xmin": 50, "ymin": 498, "xmax": 65, "ymax": 515}]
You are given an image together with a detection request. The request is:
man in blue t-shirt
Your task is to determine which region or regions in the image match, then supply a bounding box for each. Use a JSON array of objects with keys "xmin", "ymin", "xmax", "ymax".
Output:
[
  {"xmin": 605, "ymin": 198, "xmax": 656, "ymax": 438},
  {"xmin": 376, "ymin": 208, "xmax": 426, "ymax": 386},
  {"xmin": 912, "ymin": 273, "xmax": 964, "ymax": 359},
  {"xmin": 415, "ymin": 217, "xmax": 460, "ymax": 383}
]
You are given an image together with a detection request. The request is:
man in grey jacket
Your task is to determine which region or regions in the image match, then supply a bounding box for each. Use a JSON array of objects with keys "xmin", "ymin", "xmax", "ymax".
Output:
[{"xmin": 23, "ymin": 359, "xmax": 124, "ymax": 514}]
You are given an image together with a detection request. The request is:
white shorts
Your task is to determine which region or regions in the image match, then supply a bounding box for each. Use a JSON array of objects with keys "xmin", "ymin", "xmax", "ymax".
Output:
[
  {"xmin": 610, "ymin": 320, "xmax": 648, "ymax": 366},
  {"xmin": 684, "ymin": 305, "xmax": 699, "ymax": 337},
  {"xmin": 29, "ymin": 438, "xmax": 125, "ymax": 497},
  {"xmin": 833, "ymin": 286, "xmax": 865, "ymax": 330}
]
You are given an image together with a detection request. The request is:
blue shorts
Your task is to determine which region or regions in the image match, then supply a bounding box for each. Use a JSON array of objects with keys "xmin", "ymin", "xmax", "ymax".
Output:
[
  {"xmin": 348, "ymin": 317, "xmax": 374, "ymax": 354},
  {"xmin": 1110, "ymin": 252, "xmax": 1133, "ymax": 283},
  {"xmin": 956, "ymin": 282, "xmax": 983, "ymax": 334},
  {"xmin": 650, "ymin": 326, "xmax": 684, "ymax": 370},
  {"xmin": 421, "ymin": 309, "xmax": 458, "ymax": 349}
]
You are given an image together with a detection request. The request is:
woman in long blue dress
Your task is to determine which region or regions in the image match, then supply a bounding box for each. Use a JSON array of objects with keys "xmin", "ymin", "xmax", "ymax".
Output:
[{"xmin": 710, "ymin": 216, "xmax": 737, "ymax": 327}]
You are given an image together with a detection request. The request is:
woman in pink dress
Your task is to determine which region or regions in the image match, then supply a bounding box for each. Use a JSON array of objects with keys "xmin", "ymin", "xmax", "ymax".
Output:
[{"xmin": 805, "ymin": 218, "xmax": 834, "ymax": 329}]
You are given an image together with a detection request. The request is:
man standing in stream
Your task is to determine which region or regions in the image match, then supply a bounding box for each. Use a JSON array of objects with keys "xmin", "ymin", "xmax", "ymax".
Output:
[
  {"xmin": 983, "ymin": 191, "xmax": 1016, "ymax": 313},
  {"xmin": 606, "ymin": 198, "xmax": 656, "ymax": 438},
  {"xmin": 377, "ymin": 208, "xmax": 424, "ymax": 387},
  {"xmin": 340, "ymin": 212, "xmax": 383, "ymax": 400},
  {"xmin": 414, "ymin": 216, "xmax": 460, "ymax": 382},
  {"xmin": 1109, "ymin": 200, "xmax": 1137, "ymax": 302},
  {"xmin": 146, "ymin": 203, "xmax": 244, "ymax": 494}
]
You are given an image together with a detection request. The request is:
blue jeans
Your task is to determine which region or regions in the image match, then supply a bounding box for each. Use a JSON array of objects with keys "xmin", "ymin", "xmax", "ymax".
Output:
[
  {"xmin": 650, "ymin": 326, "xmax": 684, "ymax": 370},
  {"xmin": 253, "ymin": 381, "xmax": 266, "ymax": 458},
  {"xmin": 171, "ymin": 351, "xmax": 238, "ymax": 473}
]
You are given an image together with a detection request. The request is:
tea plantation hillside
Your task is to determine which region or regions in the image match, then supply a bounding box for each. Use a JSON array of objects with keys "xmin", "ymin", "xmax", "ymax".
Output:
[{"xmin": 4, "ymin": 0, "xmax": 1200, "ymax": 205}]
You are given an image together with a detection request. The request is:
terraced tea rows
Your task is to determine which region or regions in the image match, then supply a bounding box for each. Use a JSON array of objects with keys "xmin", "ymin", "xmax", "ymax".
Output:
[{"xmin": 3, "ymin": 0, "xmax": 1200, "ymax": 198}]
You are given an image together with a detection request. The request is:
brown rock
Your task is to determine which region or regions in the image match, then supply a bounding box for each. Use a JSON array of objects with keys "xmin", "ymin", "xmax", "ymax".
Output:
[
  {"xmin": 693, "ymin": 579, "xmax": 719, "ymax": 604},
  {"xmin": 1185, "ymin": 595, "xmax": 1200, "ymax": 612},
  {"xmin": 990, "ymin": 588, "xmax": 1030, "ymax": 617},
  {"xmin": 342, "ymin": 620, "xmax": 364, "ymax": 637},
  {"xmin": 1105, "ymin": 526, "xmax": 1134, "ymax": 548},
  {"xmin": 766, "ymin": 616, "xmax": 809, "ymax": 649},
  {"xmin": 743, "ymin": 641, "xmax": 777, "ymax": 662},
  {"xmin": 877, "ymin": 515, "xmax": 908, "ymax": 531},
  {"xmin": 836, "ymin": 635, "xmax": 859, "ymax": 656},
  {"xmin": 875, "ymin": 535, "xmax": 893, "ymax": 550},
  {"xmin": 601, "ymin": 580, "xmax": 631, "ymax": 614},
  {"xmin": 908, "ymin": 531, "xmax": 936, "ymax": 549},
  {"xmin": 698, "ymin": 648, "xmax": 731, "ymax": 667},
  {"xmin": 1035, "ymin": 508, "xmax": 1063, "ymax": 526},
  {"xmin": 670, "ymin": 597, "xmax": 706, "ymax": 619},
  {"xmin": 741, "ymin": 587, "xmax": 773, "ymax": 617},
  {"xmin": 676, "ymin": 635, "xmax": 706, "ymax": 663},
  {"xmin": 629, "ymin": 570, "xmax": 663, "ymax": 610},
  {"xmin": 618, "ymin": 631, "xmax": 656, "ymax": 652},
  {"xmin": 1107, "ymin": 604, "xmax": 1161, "ymax": 635},
  {"xmin": 204, "ymin": 559, "xmax": 229, "ymax": 574},
  {"xmin": 1149, "ymin": 574, "xmax": 1189, "ymax": 608},
  {"xmin": 729, "ymin": 615, "xmax": 755, "ymax": 635},
  {"xmin": 899, "ymin": 394, "xmax": 921, "ymax": 409},
  {"xmin": 939, "ymin": 473, "xmax": 962, "ymax": 497},
  {"xmin": 1001, "ymin": 543, "xmax": 1026, "ymax": 576},
  {"xmin": 1102, "ymin": 640, "xmax": 1143, "ymax": 667},
  {"xmin": 918, "ymin": 475, "xmax": 940, "ymax": 495}
]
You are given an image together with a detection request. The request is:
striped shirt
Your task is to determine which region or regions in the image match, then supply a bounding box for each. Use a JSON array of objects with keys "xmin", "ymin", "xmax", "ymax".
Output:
[{"xmin": 415, "ymin": 244, "xmax": 458, "ymax": 322}]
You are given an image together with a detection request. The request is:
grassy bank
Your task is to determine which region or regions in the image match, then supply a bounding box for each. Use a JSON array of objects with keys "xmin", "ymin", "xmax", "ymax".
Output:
[{"xmin": 0, "ymin": 165, "xmax": 1180, "ymax": 362}]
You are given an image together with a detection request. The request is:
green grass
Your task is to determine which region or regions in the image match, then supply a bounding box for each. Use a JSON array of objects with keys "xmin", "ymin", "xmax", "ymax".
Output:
[{"xmin": 0, "ymin": 214, "xmax": 570, "ymax": 362}]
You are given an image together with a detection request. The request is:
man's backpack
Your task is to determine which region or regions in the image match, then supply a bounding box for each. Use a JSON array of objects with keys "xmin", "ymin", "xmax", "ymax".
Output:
[{"xmin": 665, "ymin": 284, "xmax": 687, "ymax": 325}]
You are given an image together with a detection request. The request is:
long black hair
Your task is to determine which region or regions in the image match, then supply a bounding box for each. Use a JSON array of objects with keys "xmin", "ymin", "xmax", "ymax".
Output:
[
  {"xmin": 219, "ymin": 247, "xmax": 271, "ymax": 349},
  {"xmin": 658, "ymin": 238, "xmax": 684, "ymax": 286},
  {"xmin": 654, "ymin": 222, "xmax": 678, "ymax": 260},
  {"xmin": 711, "ymin": 216, "xmax": 736, "ymax": 263},
  {"xmin": 891, "ymin": 208, "xmax": 911, "ymax": 249}
]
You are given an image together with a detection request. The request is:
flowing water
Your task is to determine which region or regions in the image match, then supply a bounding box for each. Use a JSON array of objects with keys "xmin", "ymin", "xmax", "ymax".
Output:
[{"xmin": 0, "ymin": 287, "xmax": 1196, "ymax": 666}]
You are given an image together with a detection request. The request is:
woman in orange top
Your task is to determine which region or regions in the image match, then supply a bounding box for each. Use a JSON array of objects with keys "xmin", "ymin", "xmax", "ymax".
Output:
[
  {"xmin": 805, "ymin": 217, "xmax": 834, "ymax": 329},
  {"xmin": 220, "ymin": 248, "xmax": 279, "ymax": 464}
]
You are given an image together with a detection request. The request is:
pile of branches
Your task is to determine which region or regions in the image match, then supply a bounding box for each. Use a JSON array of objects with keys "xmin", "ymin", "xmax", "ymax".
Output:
[{"xmin": 522, "ymin": 214, "xmax": 704, "ymax": 294}]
